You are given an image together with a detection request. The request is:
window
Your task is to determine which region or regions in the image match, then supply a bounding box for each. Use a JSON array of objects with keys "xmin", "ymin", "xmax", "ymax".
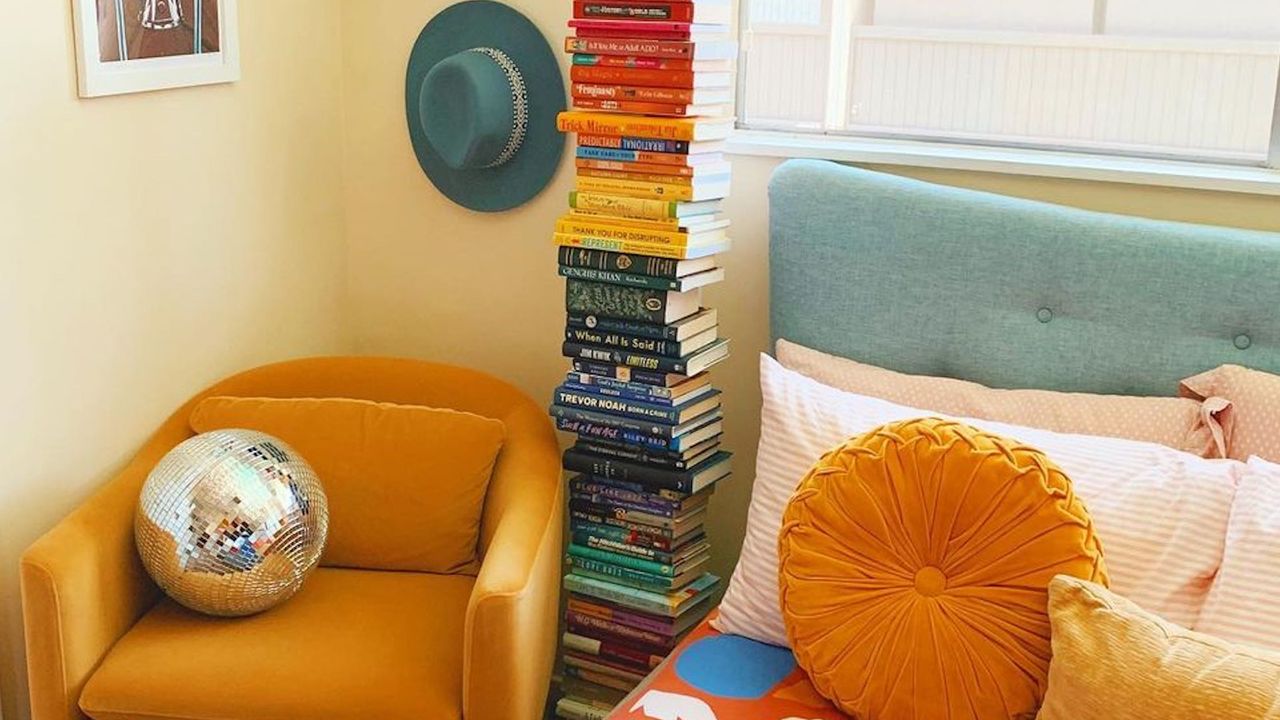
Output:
[{"xmin": 738, "ymin": 0, "xmax": 1280, "ymax": 167}]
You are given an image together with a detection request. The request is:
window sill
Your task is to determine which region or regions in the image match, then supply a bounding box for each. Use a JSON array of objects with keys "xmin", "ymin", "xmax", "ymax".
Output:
[{"xmin": 725, "ymin": 130, "xmax": 1280, "ymax": 197}]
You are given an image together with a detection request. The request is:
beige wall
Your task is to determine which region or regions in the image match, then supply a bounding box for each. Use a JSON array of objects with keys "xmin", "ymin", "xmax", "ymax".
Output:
[{"xmin": 0, "ymin": 1, "xmax": 348, "ymax": 717}]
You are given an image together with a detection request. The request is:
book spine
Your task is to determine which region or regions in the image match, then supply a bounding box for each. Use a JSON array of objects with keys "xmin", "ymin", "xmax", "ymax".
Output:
[
  {"xmin": 565, "ymin": 279, "xmax": 675, "ymax": 324},
  {"xmin": 563, "ymin": 448, "xmax": 694, "ymax": 490},
  {"xmin": 573, "ymin": 26, "xmax": 697, "ymax": 42},
  {"xmin": 568, "ymin": 543, "xmax": 675, "ymax": 576},
  {"xmin": 579, "ymin": 135, "xmax": 696, "ymax": 154},
  {"xmin": 572, "ymin": 98, "xmax": 700, "ymax": 116},
  {"xmin": 557, "ymin": 233, "xmax": 698, "ymax": 260},
  {"xmin": 572, "ymin": 521, "xmax": 675, "ymax": 550},
  {"xmin": 574, "ymin": 532, "xmax": 677, "ymax": 563},
  {"xmin": 572, "ymin": 83, "xmax": 698, "ymax": 105},
  {"xmin": 570, "ymin": 490, "xmax": 681, "ymax": 519},
  {"xmin": 563, "ymin": 379, "xmax": 677, "ymax": 406},
  {"xmin": 571, "ymin": 476, "xmax": 689, "ymax": 509},
  {"xmin": 568, "ymin": 191, "xmax": 682, "ymax": 221},
  {"xmin": 568, "ymin": 509, "xmax": 675, "ymax": 538},
  {"xmin": 568, "ymin": 598, "xmax": 679, "ymax": 634},
  {"xmin": 564, "ymin": 327, "xmax": 686, "ymax": 358},
  {"xmin": 567, "ymin": 365, "xmax": 681, "ymax": 393},
  {"xmin": 577, "ymin": 158, "xmax": 695, "ymax": 177},
  {"xmin": 564, "ymin": 575, "xmax": 673, "ymax": 616},
  {"xmin": 562, "ymin": 666, "xmax": 639, "ymax": 693},
  {"xmin": 575, "ymin": 176, "xmax": 694, "ymax": 201},
  {"xmin": 572, "ymin": 53, "xmax": 696, "ymax": 70},
  {"xmin": 557, "ymin": 218, "xmax": 692, "ymax": 245},
  {"xmin": 564, "ymin": 37, "xmax": 697, "ymax": 59},
  {"xmin": 563, "ymin": 633, "xmax": 666, "ymax": 670},
  {"xmin": 557, "ymin": 111, "xmax": 699, "ymax": 141},
  {"xmin": 555, "ymin": 698, "xmax": 611, "ymax": 720},
  {"xmin": 556, "ymin": 386, "xmax": 681, "ymax": 422},
  {"xmin": 570, "ymin": 560, "xmax": 677, "ymax": 591},
  {"xmin": 562, "ymin": 653, "xmax": 647, "ymax": 682},
  {"xmin": 553, "ymin": 403, "xmax": 675, "ymax": 437},
  {"xmin": 576, "ymin": 146, "xmax": 703, "ymax": 165},
  {"xmin": 569, "ymin": 499, "xmax": 674, "ymax": 528},
  {"xmin": 571, "ymin": 359, "xmax": 676, "ymax": 387},
  {"xmin": 570, "ymin": 516, "xmax": 677, "ymax": 544},
  {"xmin": 564, "ymin": 342, "xmax": 689, "ymax": 374},
  {"xmin": 557, "ymin": 417, "xmax": 674, "ymax": 449},
  {"xmin": 570, "ymin": 66, "xmax": 697, "ymax": 89},
  {"xmin": 573, "ymin": 1, "xmax": 692, "ymax": 22},
  {"xmin": 558, "ymin": 265, "xmax": 681, "ymax": 291},
  {"xmin": 577, "ymin": 167, "xmax": 699, "ymax": 186},
  {"xmin": 566, "ymin": 613, "xmax": 673, "ymax": 650}
]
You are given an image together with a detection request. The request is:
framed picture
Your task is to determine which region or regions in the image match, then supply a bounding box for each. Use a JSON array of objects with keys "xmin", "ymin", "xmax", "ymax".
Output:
[{"xmin": 72, "ymin": 0, "xmax": 240, "ymax": 97}]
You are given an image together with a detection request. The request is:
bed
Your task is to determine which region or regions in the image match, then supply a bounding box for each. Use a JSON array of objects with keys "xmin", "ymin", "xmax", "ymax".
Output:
[{"xmin": 603, "ymin": 159, "xmax": 1280, "ymax": 720}]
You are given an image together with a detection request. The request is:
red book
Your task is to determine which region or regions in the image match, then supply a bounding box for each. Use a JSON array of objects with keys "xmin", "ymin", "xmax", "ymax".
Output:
[
  {"xmin": 571, "ymin": 54, "xmax": 731, "ymax": 72},
  {"xmin": 571, "ymin": 65, "xmax": 732, "ymax": 89},
  {"xmin": 573, "ymin": 1, "xmax": 732, "ymax": 25},
  {"xmin": 570, "ymin": 18, "xmax": 728, "ymax": 41},
  {"xmin": 565, "ymin": 36, "xmax": 737, "ymax": 61}
]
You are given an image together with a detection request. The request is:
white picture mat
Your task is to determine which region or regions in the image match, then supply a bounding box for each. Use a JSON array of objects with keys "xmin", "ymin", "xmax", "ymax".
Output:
[{"xmin": 71, "ymin": 0, "xmax": 240, "ymax": 97}]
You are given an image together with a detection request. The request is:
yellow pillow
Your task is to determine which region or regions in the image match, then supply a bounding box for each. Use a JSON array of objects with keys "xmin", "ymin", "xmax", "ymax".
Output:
[
  {"xmin": 778, "ymin": 418, "xmax": 1107, "ymax": 720},
  {"xmin": 190, "ymin": 396, "xmax": 504, "ymax": 574},
  {"xmin": 1042, "ymin": 575, "xmax": 1280, "ymax": 720}
]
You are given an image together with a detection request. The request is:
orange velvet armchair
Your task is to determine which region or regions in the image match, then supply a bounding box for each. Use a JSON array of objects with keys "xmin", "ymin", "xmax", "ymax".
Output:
[{"xmin": 20, "ymin": 357, "xmax": 563, "ymax": 720}]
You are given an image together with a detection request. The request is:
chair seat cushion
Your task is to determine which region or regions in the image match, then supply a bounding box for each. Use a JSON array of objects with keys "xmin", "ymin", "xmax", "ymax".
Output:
[{"xmin": 81, "ymin": 568, "xmax": 474, "ymax": 720}]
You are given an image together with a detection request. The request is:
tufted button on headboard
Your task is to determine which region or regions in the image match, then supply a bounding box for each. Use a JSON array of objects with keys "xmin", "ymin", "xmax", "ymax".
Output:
[{"xmin": 768, "ymin": 160, "xmax": 1280, "ymax": 396}]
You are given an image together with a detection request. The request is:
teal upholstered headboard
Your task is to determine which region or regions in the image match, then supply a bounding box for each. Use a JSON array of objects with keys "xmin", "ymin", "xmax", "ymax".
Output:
[{"xmin": 769, "ymin": 159, "xmax": 1280, "ymax": 396}]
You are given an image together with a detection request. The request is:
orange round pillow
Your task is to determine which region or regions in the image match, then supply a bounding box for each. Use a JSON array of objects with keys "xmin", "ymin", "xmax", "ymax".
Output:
[{"xmin": 778, "ymin": 418, "xmax": 1108, "ymax": 720}]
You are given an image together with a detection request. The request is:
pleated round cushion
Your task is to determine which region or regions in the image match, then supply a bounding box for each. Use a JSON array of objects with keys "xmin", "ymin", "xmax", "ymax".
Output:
[{"xmin": 778, "ymin": 417, "xmax": 1108, "ymax": 720}]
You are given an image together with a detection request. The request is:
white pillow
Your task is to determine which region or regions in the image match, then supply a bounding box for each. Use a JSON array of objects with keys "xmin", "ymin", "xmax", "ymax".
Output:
[
  {"xmin": 1193, "ymin": 456, "xmax": 1280, "ymax": 651},
  {"xmin": 713, "ymin": 354, "xmax": 1242, "ymax": 648}
]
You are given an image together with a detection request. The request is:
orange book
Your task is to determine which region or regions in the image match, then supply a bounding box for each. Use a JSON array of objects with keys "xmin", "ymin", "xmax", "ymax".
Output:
[
  {"xmin": 573, "ymin": 83, "xmax": 695, "ymax": 104},
  {"xmin": 570, "ymin": 65, "xmax": 732, "ymax": 89},
  {"xmin": 557, "ymin": 111, "xmax": 734, "ymax": 142},
  {"xmin": 578, "ymin": 168, "xmax": 698, "ymax": 186},
  {"xmin": 572, "ymin": 97, "xmax": 728, "ymax": 117},
  {"xmin": 575, "ymin": 158, "xmax": 730, "ymax": 177}
]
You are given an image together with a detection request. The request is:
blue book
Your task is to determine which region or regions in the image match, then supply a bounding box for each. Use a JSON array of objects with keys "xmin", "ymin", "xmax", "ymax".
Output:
[
  {"xmin": 554, "ymin": 384, "xmax": 721, "ymax": 425},
  {"xmin": 555, "ymin": 415, "xmax": 722, "ymax": 452}
]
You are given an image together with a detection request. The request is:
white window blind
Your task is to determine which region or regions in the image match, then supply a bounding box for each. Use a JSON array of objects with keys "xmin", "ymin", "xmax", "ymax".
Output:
[{"xmin": 738, "ymin": 0, "xmax": 1280, "ymax": 166}]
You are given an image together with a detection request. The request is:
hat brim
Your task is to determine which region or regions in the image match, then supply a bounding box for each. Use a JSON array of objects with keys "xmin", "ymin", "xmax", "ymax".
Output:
[{"xmin": 406, "ymin": 1, "xmax": 566, "ymax": 213}]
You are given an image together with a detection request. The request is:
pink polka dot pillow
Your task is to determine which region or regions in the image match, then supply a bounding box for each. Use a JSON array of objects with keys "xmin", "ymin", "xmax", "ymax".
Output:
[
  {"xmin": 778, "ymin": 339, "xmax": 1232, "ymax": 458},
  {"xmin": 1181, "ymin": 364, "xmax": 1280, "ymax": 462}
]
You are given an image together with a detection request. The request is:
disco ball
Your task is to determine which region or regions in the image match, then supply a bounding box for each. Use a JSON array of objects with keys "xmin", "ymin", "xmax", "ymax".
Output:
[{"xmin": 135, "ymin": 429, "xmax": 329, "ymax": 617}]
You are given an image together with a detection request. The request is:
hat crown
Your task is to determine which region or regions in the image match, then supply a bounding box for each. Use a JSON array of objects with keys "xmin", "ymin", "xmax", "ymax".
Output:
[{"xmin": 418, "ymin": 47, "xmax": 528, "ymax": 171}]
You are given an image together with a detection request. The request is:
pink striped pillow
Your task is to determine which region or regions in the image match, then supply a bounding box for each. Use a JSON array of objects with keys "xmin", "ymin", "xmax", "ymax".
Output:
[
  {"xmin": 1193, "ymin": 457, "xmax": 1280, "ymax": 650},
  {"xmin": 714, "ymin": 355, "xmax": 1242, "ymax": 648}
]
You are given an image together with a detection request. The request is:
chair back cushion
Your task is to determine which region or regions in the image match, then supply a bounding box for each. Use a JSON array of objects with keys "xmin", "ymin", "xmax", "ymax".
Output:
[{"xmin": 190, "ymin": 396, "xmax": 505, "ymax": 574}]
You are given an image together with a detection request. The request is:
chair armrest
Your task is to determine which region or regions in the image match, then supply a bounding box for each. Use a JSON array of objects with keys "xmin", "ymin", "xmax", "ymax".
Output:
[
  {"xmin": 20, "ymin": 431, "xmax": 180, "ymax": 720},
  {"xmin": 463, "ymin": 408, "xmax": 564, "ymax": 720}
]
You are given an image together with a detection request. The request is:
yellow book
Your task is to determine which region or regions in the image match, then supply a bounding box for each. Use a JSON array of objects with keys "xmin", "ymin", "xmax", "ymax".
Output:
[
  {"xmin": 556, "ymin": 217, "xmax": 726, "ymax": 247},
  {"xmin": 566, "ymin": 210, "xmax": 729, "ymax": 233},
  {"xmin": 576, "ymin": 176, "xmax": 730, "ymax": 202},
  {"xmin": 556, "ymin": 111, "xmax": 734, "ymax": 142},
  {"xmin": 569, "ymin": 191, "xmax": 721, "ymax": 221},
  {"xmin": 554, "ymin": 233, "xmax": 728, "ymax": 261}
]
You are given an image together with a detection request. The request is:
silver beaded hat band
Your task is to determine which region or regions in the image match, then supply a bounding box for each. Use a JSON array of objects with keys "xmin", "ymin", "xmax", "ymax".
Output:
[{"xmin": 467, "ymin": 47, "xmax": 529, "ymax": 169}]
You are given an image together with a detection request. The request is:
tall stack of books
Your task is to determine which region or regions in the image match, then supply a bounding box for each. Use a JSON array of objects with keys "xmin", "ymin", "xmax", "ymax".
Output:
[{"xmin": 549, "ymin": 2, "xmax": 737, "ymax": 719}]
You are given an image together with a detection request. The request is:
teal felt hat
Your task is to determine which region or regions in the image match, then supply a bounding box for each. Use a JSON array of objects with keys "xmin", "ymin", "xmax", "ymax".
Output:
[{"xmin": 406, "ymin": 1, "xmax": 566, "ymax": 213}]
